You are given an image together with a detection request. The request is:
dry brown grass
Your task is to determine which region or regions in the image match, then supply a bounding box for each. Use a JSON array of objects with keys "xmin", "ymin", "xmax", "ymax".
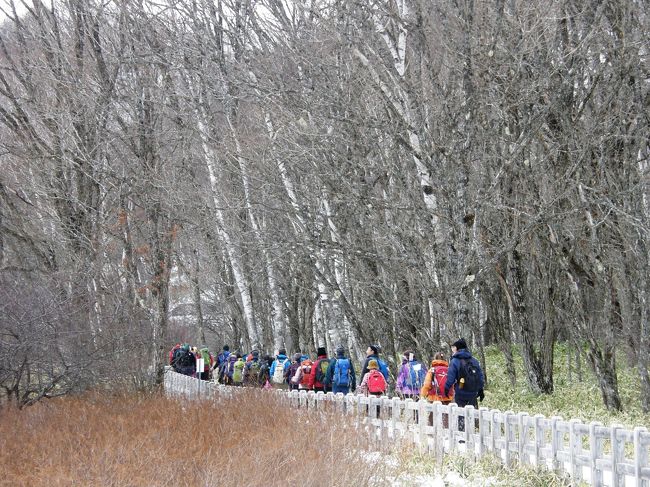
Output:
[{"xmin": 0, "ymin": 389, "xmax": 398, "ymax": 487}]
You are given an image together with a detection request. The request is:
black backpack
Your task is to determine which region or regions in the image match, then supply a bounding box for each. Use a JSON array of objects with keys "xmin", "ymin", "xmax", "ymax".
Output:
[
  {"xmin": 178, "ymin": 349, "xmax": 196, "ymax": 368},
  {"xmin": 459, "ymin": 358, "xmax": 481, "ymax": 392}
]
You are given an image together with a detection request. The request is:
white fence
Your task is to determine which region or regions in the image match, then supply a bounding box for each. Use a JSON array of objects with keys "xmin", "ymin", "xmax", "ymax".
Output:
[{"xmin": 164, "ymin": 368, "xmax": 650, "ymax": 487}]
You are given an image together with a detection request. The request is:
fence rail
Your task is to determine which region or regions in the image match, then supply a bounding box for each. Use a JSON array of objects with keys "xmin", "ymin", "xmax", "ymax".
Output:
[{"xmin": 164, "ymin": 368, "xmax": 649, "ymax": 487}]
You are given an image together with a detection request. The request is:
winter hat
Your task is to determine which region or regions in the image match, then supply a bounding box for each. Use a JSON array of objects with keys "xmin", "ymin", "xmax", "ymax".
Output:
[
  {"xmin": 452, "ymin": 338, "xmax": 467, "ymax": 350},
  {"xmin": 223, "ymin": 345, "xmax": 230, "ymax": 351},
  {"xmin": 369, "ymin": 344, "xmax": 380, "ymax": 355},
  {"xmin": 278, "ymin": 348, "xmax": 287, "ymax": 356},
  {"xmin": 251, "ymin": 350, "xmax": 259, "ymax": 358},
  {"xmin": 335, "ymin": 346, "xmax": 345, "ymax": 356},
  {"xmin": 293, "ymin": 352, "xmax": 302, "ymax": 362},
  {"xmin": 368, "ymin": 359, "xmax": 379, "ymax": 370},
  {"xmin": 317, "ymin": 346, "xmax": 327, "ymax": 356}
]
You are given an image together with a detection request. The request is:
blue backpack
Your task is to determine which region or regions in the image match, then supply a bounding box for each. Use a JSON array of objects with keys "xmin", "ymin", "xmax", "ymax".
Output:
[
  {"xmin": 407, "ymin": 363, "xmax": 424, "ymax": 388},
  {"xmin": 333, "ymin": 358, "xmax": 351, "ymax": 386},
  {"xmin": 377, "ymin": 359, "xmax": 390, "ymax": 382}
]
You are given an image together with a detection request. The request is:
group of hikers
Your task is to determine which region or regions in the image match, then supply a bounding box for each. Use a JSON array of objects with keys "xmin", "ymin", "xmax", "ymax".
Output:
[{"xmin": 169, "ymin": 339, "xmax": 486, "ymax": 417}]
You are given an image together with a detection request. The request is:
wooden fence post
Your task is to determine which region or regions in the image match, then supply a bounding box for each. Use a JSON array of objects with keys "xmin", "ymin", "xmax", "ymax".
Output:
[
  {"xmin": 518, "ymin": 412, "xmax": 530, "ymax": 465},
  {"xmin": 478, "ymin": 406, "xmax": 488, "ymax": 457},
  {"xmin": 418, "ymin": 400, "xmax": 427, "ymax": 453},
  {"xmin": 550, "ymin": 416, "xmax": 563, "ymax": 474},
  {"xmin": 491, "ymin": 409, "xmax": 500, "ymax": 459},
  {"xmin": 433, "ymin": 401, "xmax": 443, "ymax": 465},
  {"xmin": 465, "ymin": 405, "xmax": 475, "ymax": 459},
  {"xmin": 634, "ymin": 426, "xmax": 649, "ymax": 487},
  {"xmin": 504, "ymin": 410, "xmax": 514, "ymax": 467},
  {"xmin": 569, "ymin": 418, "xmax": 583, "ymax": 482},
  {"xmin": 534, "ymin": 414, "xmax": 545, "ymax": 469},
  {"xmin": 589, "ymin": 421, "xmax": 604, "ymax": 487},
  {"xmin": 449, "ymin": 403, "xmax": 458, "ymax": 455},
  {"xmin": 611, "ymin": 424, "xmax": 624, "ymax": 487}
]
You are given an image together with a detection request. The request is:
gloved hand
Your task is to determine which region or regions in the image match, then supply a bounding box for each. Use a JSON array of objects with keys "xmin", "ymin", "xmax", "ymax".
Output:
[{"xmin": 478, "ymin": 390, "xmax": 485, "ymax": 402}]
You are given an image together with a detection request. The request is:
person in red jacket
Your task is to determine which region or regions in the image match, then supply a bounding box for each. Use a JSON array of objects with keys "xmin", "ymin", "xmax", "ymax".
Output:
[{"xmin": 310, "ymin": 347, "xmax": 331, "ymax": 393}]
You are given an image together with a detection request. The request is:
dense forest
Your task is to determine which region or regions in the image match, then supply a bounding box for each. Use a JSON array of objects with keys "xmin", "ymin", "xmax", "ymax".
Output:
[{"xmin": 0, "ymin": 0, "xmax": 648, "ymax": 412}]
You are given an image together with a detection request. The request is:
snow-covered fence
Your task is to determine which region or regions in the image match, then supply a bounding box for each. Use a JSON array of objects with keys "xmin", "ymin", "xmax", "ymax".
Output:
[{"xmin": 164, "ymin": 368, "xmax": 649, "ymax": 487}]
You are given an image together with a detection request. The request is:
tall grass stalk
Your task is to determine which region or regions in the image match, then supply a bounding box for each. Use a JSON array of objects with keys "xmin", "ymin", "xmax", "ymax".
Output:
[{"xmin": 0, "ymin": 390, "xmax": 397, "ymax": 486}]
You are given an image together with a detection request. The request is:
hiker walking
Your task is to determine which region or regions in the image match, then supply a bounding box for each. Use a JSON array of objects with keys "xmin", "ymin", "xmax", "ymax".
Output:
[
  {"xmin": 421, "ymin": 352, "xmax": 455, "ymax": 428},
  {"xmin": 310, "ymin": 347, "xmax": 331, "ymax": 393},
  {"xmin": 232, "ymin": 354, "xmax": 246, "ymax": 386},
  {"xmin": 243, "ymin": 350, "xmax": 261, "ymax": 386},
  {"xmin": 444, "ymin": 338, "xmax": 485, "ymax": 433},
  {"xmin": 360, "ymin": 345, "xmax": 390, "ymax": 384},
  {"xmin": 396, "ymin": 350, "xmax": 425, "ymax": 400},
  {"xmin": 174, "ymin": 344, "xmax": 196, "ymax": 376},
  {"xmin": 325, "ymin": 346, "xmax": 356, "ymax": 394},
  {"xmin": 221, "ymin": 353, "xmax": 238, "ymax": 385},
  {"xmin": 198, "ymin": 347, "xmax": 215, "ymax": 381},
  {"xmin": 269, "ymin": 349, "xmax": 291, "ymax": 389},
  {"xmin": 287, "ymin": 353, "xmax": 303, "ymax": 391},
  {"xmin": 357, "ymin": 359, "xmax": 387, "ymax": 396},
  {"xmin": 258, "ymin": 354, "xmax": 273, "ymax": 387}
]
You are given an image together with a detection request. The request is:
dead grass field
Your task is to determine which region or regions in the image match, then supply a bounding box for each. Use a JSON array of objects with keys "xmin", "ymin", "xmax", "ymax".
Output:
[{"xmin": 0, "ymin": 389, "xmax": 399, "ymax": 486}]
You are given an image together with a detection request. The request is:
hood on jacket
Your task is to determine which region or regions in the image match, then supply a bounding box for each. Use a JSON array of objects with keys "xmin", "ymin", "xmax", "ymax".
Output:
[
  {"xmin": 430, "ymin": 359, "xmax": 448, "ymax": 367},
  {"xmin": 452, "ymin": 349, "xmax": 473, "ymax": 360},
  {"xmin": 276, "ymin": 354, "xmax": 288, "ymax": 361}
]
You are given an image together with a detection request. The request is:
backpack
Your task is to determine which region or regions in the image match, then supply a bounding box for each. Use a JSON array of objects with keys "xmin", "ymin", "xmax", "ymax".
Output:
[
  {"xmin": 459, "ymin": 358, "xmax": 481, "ymax": 392},
  {"xmin": 272, "ymin": 358, "xmax": 289, "ymax": 384},
  {"xmin": 169, "ymin": 344, "xmax": 181, "ymax": 365},
  {"xmin": 287, "ymin": 362, "xmax": 301, "ymax": 382},
  {"xmin": 431, "ymin": 365, "xmax": 449, "ymax": 397},
  {"xmin": 178, "ymin": 349, "xmax": 195, "ymax": 367},
  {"xmin": 247, "ymin": 360, "xmax": 261, "ymax": 377},
  {"xmin": 367, "ymin": 370, "xmax": 386, "ymax": 394},
  {"xmin": 200, "ymin": 349, "xmax": 212, "ymax": 372},
  {"xmin": 300, "ymin": 360, "xmax": 313, "ymax": 388},
  {"xmin": 407, "ymin": 363, "xmax": 424, "ymax": 389},
  {"xmin": 315, "ymin": 358, "xmax": 330, "ymax": 384},
  {"xmin": 333, "ymin": 358, "xmax": 351, "ymax": 387},
  {"xmin": 233, "ymin": 360, "xmax": 245, "ymax": 383},
  {"xmin": 377, "ymin": 359, "xmax": 390, "ymax": 382}
]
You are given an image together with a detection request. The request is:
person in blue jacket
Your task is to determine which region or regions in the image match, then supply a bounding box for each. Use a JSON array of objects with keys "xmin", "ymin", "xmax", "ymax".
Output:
[
  {"xmin": 269, "ymin": 349, "xmax": 291, "ymax": 388},
  {"xmin": 325, "ymin": 346, "xmax": 356, "ymax": 394},
  {"xmin": 444, "ymin": 338, "xmax": 485, "ymax": 433},
  {"xmin": 360, "ymin": 344, "xmax": 389, "ymax": 382}
]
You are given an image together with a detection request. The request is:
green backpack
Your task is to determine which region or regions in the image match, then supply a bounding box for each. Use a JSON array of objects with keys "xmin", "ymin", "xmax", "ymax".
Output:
[
  {"xmin": 200, "ymin": 348, "xmax": 211, "ymax": 371},
  {"xmin": 233, "ymin": 360, "xmax": 245, "ymax": 383}
]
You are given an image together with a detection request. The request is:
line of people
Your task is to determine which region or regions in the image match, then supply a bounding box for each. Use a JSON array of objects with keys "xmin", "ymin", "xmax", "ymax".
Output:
[{"xmin": 168, "ymin": 339, "xmax": 485, "ymax": 421}]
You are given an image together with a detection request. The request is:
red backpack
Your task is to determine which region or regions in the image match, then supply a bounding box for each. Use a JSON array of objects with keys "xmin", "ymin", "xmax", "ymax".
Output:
[
  {"xmin": 300, "ymin": 360, "xmax": 314, "ymax": 388},
  {"xmin": 367, "ymin": 370, "xmax": 386, "ymax": 394}
]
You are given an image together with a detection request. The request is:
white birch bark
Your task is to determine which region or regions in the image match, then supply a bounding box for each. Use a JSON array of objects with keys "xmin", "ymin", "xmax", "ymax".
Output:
[
  {"xmin": 226, "ymin": 116, "xmax": 287, "ymax": 352},
  {"xmin": 196, "ymin": 117, "xmax": 261, "ymax": 349}
]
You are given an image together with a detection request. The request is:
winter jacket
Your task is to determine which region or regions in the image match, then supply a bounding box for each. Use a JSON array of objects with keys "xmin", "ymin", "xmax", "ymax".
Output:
[
  {"xmin": 444, "ymin": 349, "xmax": 484, "ymax": 401},
  {"xmin": 421, "ymin": 359, "xmax": 454, "ymax": 402},
  {"xmin": 324, "ymin": 352, "xmax": 356, "ymax": 392},
  {"xmin": 396, "ymin": 359, "xmax": 425, "ymax": 396}
]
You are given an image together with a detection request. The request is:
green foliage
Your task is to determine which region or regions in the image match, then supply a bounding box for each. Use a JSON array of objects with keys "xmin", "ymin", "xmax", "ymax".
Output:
[{"xmin": 483, "ymin": 343, "xmax": 650, "ymax": 429}]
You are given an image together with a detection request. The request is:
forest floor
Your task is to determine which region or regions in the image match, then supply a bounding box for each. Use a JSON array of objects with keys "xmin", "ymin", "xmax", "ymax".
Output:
[{"xmin": 481, "ymin": 343, "xmax": 649, "ymax": 429}]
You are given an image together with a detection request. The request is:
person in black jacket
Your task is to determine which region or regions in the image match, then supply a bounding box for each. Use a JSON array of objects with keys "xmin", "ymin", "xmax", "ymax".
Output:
[{"xmin": 444, "ymin": 338, "xmax": 485, "ymax": 433}]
